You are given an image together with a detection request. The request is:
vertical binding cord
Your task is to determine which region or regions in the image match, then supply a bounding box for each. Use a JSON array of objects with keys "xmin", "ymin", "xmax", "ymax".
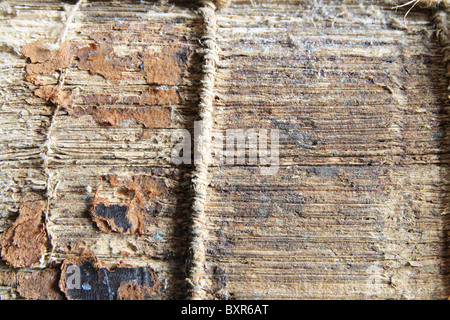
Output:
[
  {"xmin": 432, "ymin": 9, "xmax": 450, "ymax": 83},
  {"xmin": 187, "ymin": 0, "xmax": 220, "ymax": 299},
  {"xmin": 431, "ymin": 6, "xmax": 450, "ymax": 296}
]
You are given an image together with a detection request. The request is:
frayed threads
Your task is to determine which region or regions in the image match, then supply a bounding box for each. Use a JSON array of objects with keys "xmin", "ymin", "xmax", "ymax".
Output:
[
  {"xmin": 56, "ymin": 0, "xmax": 84, "ymax": 47},
  {"xmin": 393, "ymin": 0, "xmax": 449, "ymax": 19}
]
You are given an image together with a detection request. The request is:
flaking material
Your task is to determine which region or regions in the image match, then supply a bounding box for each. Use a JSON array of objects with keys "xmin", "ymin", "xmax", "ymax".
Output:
[{"xmin": 0, "ymin": 194, "xmax": 47, "ymax": 268}]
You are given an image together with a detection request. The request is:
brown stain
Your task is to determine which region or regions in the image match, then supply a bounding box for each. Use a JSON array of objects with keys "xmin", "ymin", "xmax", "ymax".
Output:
[
  {"xmin": 88, "ymin": 174, "xmax": 167, "ymax": 236},
  {"xmin": 74, "ymin": 42, "xmax": 189, "ymax": 84},
  {"xmin": 0, "ymin": 194, "xmax": 47, "ymax": 268},
  {"xmin": 137, "ymin": 87, "xmax": 180, "ymax": 106},
  {"xmin": 75, "ymin": 43, "xmax": 141, "ymax": 80},
  {"xmin": 16, "ymin": 269, "xmax": 64, "ymax": 300},
  {"xmin": 106, "ymin": 174, "xmax": 133, "ymax": 189},
  {"xmin": 69, "ymin": 106, "xmax": 172, "ymax": 128},
  {"xmin": 130, "ymin": 107, "xmax": 172, "ymax": 128},
  {"xmin": 21, "ymin": 39, "xmax": 185, "ymax": 129},
  {"xmin": 73, "ymin": 87, "xmax": 177, "ymax": 127},
  {"xmin": 106, "ymin": 174, "xmax": 167, "ymax": 199},
  {"xmin": 21, "ymin": 40, "xmax": 75, "ymax": 76},
  {"xmin": 22, "ymin": 40, "xmax": 76, "ymax": 110},
  {"xmin": 59, "ymin": 253, "xmax": 162, "ymax": 300},
  {"xmin": 25, "ymin": 75, "xmax": 48, "ymax": 86},
  {"xmin": 0, "ymin": 269, "xmax": 63, "ymax": 300},
  {"xmin": 117, "ymin": 280, "xmax": 161, "ymax": 300},
  {"xmin": 90, "ymin": 185, "xmax": 144, "ymax": 235},
  {"xmin": 143, "ymin": 44, "xmax": 191, "ymax": 85},
  {"xmin": 34, "ymin": 85, "xmax": 74, "ymax": 108},
  {"xmin": 88, "ymin": 107, "xmax": 124, "ymax": 127},
  {"xmin": 138, "ymin": 175, "xmax": 166, "ymax": 198}
]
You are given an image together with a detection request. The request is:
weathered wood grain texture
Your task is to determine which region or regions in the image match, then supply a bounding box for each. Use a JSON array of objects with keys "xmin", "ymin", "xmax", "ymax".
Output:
[
  {"xmin": 0, "ymin": 0, "xmax": 449, "ymax": 300},
  {"xmin": 204, "ymin": 0, "xmax": 450, "ymax": 299},
  {"xmin": 0, "ymin": 0, "xmax": 202, "ymax": 299}
]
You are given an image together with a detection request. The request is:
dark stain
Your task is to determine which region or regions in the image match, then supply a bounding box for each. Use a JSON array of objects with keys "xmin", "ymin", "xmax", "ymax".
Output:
[
  {"xmin": 306, "ymin": 166, "xmax": 339, "ymax": 178},
  {"xmin": 60, "ymin": 255, "xmax": 161, "ymax": 300},
  {"xmin": 271, "ymin": 119, "xmax": 318, "ymax": 150},
  {"xmin": 143, "ymin": 44, "xmax": 191, "ymax": 85},
  {"xmin": 212, "ymin": 266, "xmax": 228, "ymax": 300},
  {"xmin": 95, "ymin": 203, "xmax": 131, "ymax": 233},
  {"xmin": 90, "ymin": 182, "xmax": 144, "ymax": 235},
  {"xmin": 174, "ymin": 44, "xmax": 190, "ymax": 65}
]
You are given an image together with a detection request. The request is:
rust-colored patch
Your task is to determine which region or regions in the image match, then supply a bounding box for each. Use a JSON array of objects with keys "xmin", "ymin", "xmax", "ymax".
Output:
[
  {"xmin": 130, "ymin": 107, "xmax": 172, "ymax": 128},
  {"xmin": 88, "ymin": 174, "xmax": 166, "ymax": 235},
  {"xmin": 59, "ymin": 253, "xmax": 161, "ymax": 300},
  {"xmin": 106, "ymin": 174, "xmax": 135, "ymax": 189},
  {"xmin": 34, "ymin": 85, "xmax": 74, "ymax": 108},
  {"xmin": 137, "ymin": 88, "xmax": 180, "ymax": 106},
  {"xmin": 143, "ymin": 44, "xmax": 191, "ymax": 85},
  {"xmin": 75, "ymin": 43, "xmax": 141, "ymax": 80},
  {"xmin": 89, "ymin": 107, "xmax": 124, "ymax": 127},
  {"xmin": 135, "ymin": 175, "xmax": 166, "ymax": 198},
  {"xmin": 16, "ymin": 269, "xmax": 63, "ymax": 300},
  {"xmin": 117, "ymin": 280, "xmax": 161, "ymax": 300},
  {"xmin": 0, "ymin": 194, "xmax": 47, "ymax": 268},
  {"xmin": 91, "ymin": 186, "xmax": 144, "ymax": 235},
  {"xmin": 22, "ymin": 39, "xmax": 185, "ymax": 129},
  {"xmin": 73, "ymin": 88, "xmax": 177, "ymax": 127},
  {"xmin": 106, "ymin": 174, "xmax": 167, "ymax": 199},
  {"xmin": 21, "ymin": 40, "xmax": 75, "ymax": 76},
  {"xmin": 69, "ymin": 106, "xmax": 171, "ymax": 128},
  {"xmin": 22, "ymin": 40, "xmax": 76, "ymax": 110},
  {"xmin": 90, "ymin": 175, "xmax": 147, "ymax": 235},
  {"xmin": 0, "ymin": 269, "xmax": 63, "ymax": 300}
]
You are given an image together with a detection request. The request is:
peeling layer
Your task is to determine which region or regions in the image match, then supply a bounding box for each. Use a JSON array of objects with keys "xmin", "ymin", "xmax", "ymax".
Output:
[
  {"xmin": 106, "ymin": 174, "xmax": 167, "ymax": 199},
  {"xmin": 137, "ymin": 175, "xmax": 167, "ymax": 198},
  {"xmin": 34, "ymin": 85, "xmax": 74, "ymax": 108},
  {"xmin": 88, "ymin": 174, "xmax": 167, "ymax": 235},
  {"xmin": 16, "ymin": 269, "xmax": 63, "ymax": 300},
  {"xmin": 90, "ymin": 186, "xmax": 144, "ymax": 235},
  {"xmin": 21, "ymin": 38, "xmax": 186, "ymax": 131},
  {"xmin": 143, "ymin": 44, "xmax": 191, "ymax": 85},
  {"xmin": 69, "ymin": 106, "xmax": 172, "ymax": 128},
  {"xmin": 90, "ymin": 178, "xmax": 144, "ymax": 235},
  {"xmin": 136, "ymin": 87, "xmax": 181, "ymax": 106},
  {"xmin": 59, "ymin": 254, "xmax": 161, "ymax": 300},
  {"xmin": 75, "ymin": 42, "xmax": 141, "ymax": 80},
  {"xmin": 0, "ymin": 194, "xmax": 47, "ymax": 268},
  {"xmin": 0, "ymin": 269, "xmax": 63, "ymax": 300},
  {"xmin": 21, "ymin": 40, "xmax": 75, "ymax": 76}
]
